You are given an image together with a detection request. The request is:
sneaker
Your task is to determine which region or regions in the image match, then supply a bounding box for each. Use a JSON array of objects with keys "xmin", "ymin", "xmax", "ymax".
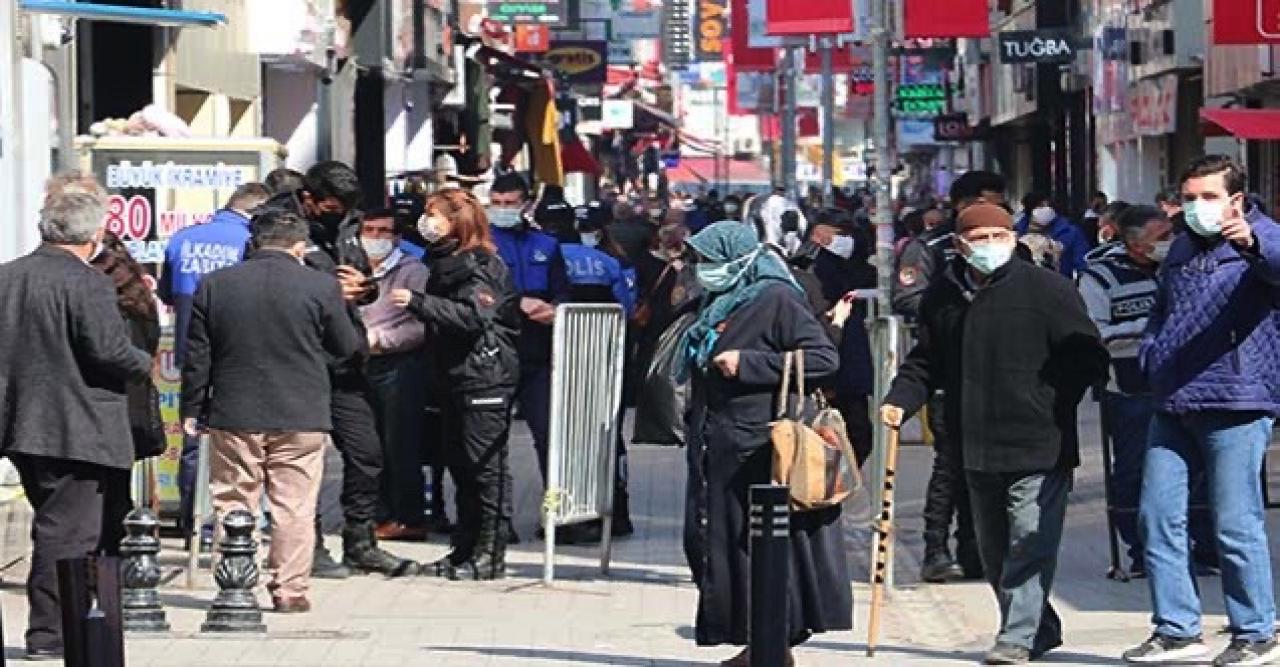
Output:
[
  {"xmin": 983, "ymin": 642, "xmax": 1030, "ymax": 665},
  {"xmin": 1122, "ymin": 633, "xmax": 1209, "ymax": 663},
  {"xmin": 1212, "ymin": 638, "xmax": 1280, "ymax": 666}
]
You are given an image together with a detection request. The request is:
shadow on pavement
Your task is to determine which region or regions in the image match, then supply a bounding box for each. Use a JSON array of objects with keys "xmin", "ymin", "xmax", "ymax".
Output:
[
  {"xmin": 425, "ymin": 645, "xmax": 702, "ymax": 665},
  {"xmin": 505, "ymin": 561, "xmax": 689, "ymax": 585},
  {"xmin": 804, "ymin": 640, "xmax": 1120, "ymax": 665}
]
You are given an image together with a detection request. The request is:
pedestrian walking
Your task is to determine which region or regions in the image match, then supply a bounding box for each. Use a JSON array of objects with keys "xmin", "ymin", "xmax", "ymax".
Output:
[
  {"xmin": 679, "ymin": 221, "xmax": 851, "ymax": 666},
  {"xmin": 160, "ymin": 182, "xmax": 270, "ymax": 539},
  {"xmin": 882, "ymin": 203, "xmax": 1108, "ymax": 665},
  {"xmin": 1122, "ymin": 155, "xmax": 1280, "ymax": 666},
  {"xmin": 1014, "ymin": 193, "xmax": 1089, "ymax": 276},
  {"xmin": 356, "ymin": 209, "xmax": 431, "ymax": 542},
  {"xmin": 0, "ymin": 176, "xmax": 153, "ymax": 659},
  {"xmin": 391, "ymin": 189, "xmax": 520, "ymax": 580},
  {"xmin": 182, "ymin": 209, "xmax": 363, "ymax": 612},
  {"xmin": 892, "ymin": 171, "xmax": 1007, "ymax": 584}
]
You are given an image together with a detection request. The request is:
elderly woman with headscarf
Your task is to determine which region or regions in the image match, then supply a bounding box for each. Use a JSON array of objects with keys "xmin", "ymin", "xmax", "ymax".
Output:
[{"xmin": 680, "ymin": 222, "xmax": 852, "ymax": 666}]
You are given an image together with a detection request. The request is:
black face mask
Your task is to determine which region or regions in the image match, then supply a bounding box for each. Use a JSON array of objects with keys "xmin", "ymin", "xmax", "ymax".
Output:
[{"xmin": 317, "ymin": 210, "xmax": 346, "ymax": 232}]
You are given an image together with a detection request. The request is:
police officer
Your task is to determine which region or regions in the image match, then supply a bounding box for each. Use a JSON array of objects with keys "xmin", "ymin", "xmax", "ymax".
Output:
[
  {"xmin": 892, "ymin": 170, "xmax": 1006, "ymax": 583},
  {"xmin": 1077, "ymin": 205, "xmax": 1217, "ymax": 577},
  {"xmin": 160, "ymin": 182, "xmax": 270, "ymax": 543},
  {"xmin": 257, "ymin": 161, "xmax": 416, "ymax": 578},
  {"xmin": 488, "ymin": 174, "xmax": 568, "ymax": 484}
]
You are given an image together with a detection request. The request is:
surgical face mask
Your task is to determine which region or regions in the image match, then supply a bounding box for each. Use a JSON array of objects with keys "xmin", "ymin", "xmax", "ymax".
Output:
[
  {"xmin": 488, "ymin": 207, "xmax": 522, "ymax": 229},
  {"xmin": 961, "ymin": 239, "xmax": 1015, "ymax": 275},
  {"xmin": 696, "ymin": 249, "xmax": 760, "ymax": 293},
  {"xmin": 1031, "ymin": 206, "xmax": 1056, "ymax": 226},
  {"xmin": 360, "ymin": 237, "xmax": 394, "ymax": 260},
  {"xmin": 418, "ymin": 215, "xmax": 447, "ymax": 244},
  {"xmin": 825, "ymin": 234, "xmax": 855, "ymax": 259},
  {"xmin": 580, "ymin": 231, "xmax": 600, "ymax": 248},
  {"xmin": 1148, "ymin": 240, "xmax": 1173, "ymax": 263},
  {"xmin": 1183, "ymin": 199, "xmax": 1225, "ymax": 237},
  {"xmin": 723, "ymin": 204, "xmax": 740, "ymax": 216}
]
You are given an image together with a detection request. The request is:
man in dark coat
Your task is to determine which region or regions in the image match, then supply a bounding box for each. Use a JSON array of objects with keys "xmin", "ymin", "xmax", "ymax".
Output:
[
  {"xmin": 883, "ymin": 204, "xmax": 1108, "ymax": 665},
  {"xmin": 0, "ymin": 181, "xmax": 152, "ymax": 658}
]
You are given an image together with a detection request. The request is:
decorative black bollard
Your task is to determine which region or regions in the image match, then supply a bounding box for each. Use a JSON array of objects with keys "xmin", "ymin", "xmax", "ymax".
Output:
[
  {"xmin": 119, "ymin": 508, "xmax": 170, "ymax": 632},
  {"xmin": 748, "ymin": 484, "xmax": 790, "ymax": 667},
  {"xmin": 201, "ymin": 510, "xmax": 266, "ymax": 633}
]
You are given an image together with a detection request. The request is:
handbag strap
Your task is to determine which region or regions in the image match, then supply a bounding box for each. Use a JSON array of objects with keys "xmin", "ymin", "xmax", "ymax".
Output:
[
  {"xmin": 775, "ymin": 350, "xmax": 809, "ymax": 419},
  {"xmin": 776, "ymin": 351, "xmax": 794, "ymax": 418}
]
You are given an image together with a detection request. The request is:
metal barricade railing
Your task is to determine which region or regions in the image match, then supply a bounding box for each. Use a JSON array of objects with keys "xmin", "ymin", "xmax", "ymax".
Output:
[{"xmin": 543, "ymin": 304, "xmax": 628, "ymax": 584}]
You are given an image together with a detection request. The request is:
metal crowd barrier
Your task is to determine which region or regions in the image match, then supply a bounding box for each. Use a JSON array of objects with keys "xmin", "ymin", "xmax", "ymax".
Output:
[{"xmin": 542, "ymin": 304, "xmax": 628, "ymax": 584}]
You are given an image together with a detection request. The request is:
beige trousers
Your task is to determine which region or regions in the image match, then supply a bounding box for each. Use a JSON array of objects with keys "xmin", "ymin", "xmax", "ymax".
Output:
[{"xmin": 209, "ymin": 430, "xmax": 326, "ymax": 600}]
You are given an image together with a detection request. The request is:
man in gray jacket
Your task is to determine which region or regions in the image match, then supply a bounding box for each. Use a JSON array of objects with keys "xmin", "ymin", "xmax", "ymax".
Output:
[{"xmin": 0, "ymin": 178, "xmax": 152, "ymax": 658}]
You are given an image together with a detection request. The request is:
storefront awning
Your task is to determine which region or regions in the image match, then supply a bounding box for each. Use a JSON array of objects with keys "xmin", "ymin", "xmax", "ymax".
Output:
[
  {"xmin": 20, "ymin": 0, "xmax": 226, "ymax": 27},
  {"xmin": 1200, "ymin": 108, "xmax": 1280, "ymax": 140}
]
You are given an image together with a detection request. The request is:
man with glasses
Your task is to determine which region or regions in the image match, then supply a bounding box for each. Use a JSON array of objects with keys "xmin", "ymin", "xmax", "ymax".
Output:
[{"xmin": 882, "ymin": 203, "xmax": 1108, "ymax": 665}]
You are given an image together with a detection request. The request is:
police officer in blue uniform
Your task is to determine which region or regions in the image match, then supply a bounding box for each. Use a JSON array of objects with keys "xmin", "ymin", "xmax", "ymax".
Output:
[
  {"xmin": 159, "ymin": 182, "xmax": 271, "ymax": 540},
  {"xmin": 487, "ymin": 174, "xmax": 568, "ymax": 483}
]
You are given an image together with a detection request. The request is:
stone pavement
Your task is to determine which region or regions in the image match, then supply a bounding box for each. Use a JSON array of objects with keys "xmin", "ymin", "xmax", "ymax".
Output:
[{"xmin": 0, "ymin": 404, "xmax": 1277, "ymax": 665}]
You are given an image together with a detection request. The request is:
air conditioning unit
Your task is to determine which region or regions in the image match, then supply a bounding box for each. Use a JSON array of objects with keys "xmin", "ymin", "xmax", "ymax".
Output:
[{"xmin": 733, "ymin": 137, "xmax": 759, "ymax": 153}]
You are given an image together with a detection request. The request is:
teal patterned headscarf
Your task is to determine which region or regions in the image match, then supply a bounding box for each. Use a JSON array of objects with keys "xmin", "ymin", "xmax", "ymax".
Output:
[{"xmin": 677, "ymin": 222, "xmax": 801, "ymax": 380}]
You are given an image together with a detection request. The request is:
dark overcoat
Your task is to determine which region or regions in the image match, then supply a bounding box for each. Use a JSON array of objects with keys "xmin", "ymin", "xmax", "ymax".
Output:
[{"xmin": 683, "ymin": 283, "xmax": 853, "ymax": 647}]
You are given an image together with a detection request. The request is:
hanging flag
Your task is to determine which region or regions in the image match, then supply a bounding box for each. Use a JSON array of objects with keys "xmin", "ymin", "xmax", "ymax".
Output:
[
  {"xmin": 765, "ymin": 0, "xmax": 854, "ymax": 35},
  {"xmin": 1212, "ymin": 0, "xmax": 1280, "ymax": 44},
  {"xmin": 902, "ymin": 0, "xmax": 989, "ymax": 39}
]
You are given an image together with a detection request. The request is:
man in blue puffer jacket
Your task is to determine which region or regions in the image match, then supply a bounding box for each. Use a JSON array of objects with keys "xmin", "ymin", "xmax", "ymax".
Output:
[{"xmin": 1123, "ymin": 155, "xmax": 1280, "ymax": 667}]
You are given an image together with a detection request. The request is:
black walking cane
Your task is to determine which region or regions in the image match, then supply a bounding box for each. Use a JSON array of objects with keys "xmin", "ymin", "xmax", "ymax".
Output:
[{"xmin": 866, "ymin": 425, "xmax": 901, "ymax": 658}]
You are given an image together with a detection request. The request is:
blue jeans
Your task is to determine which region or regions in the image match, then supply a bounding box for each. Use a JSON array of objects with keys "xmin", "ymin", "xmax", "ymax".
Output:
[
  {"xmin": 1140, "ymin": 410, "xmax": 1277, "ymax": 641},
  {"xmin": 1101, "ymin": 392, "xmax": 1215, "ymax": 565}
]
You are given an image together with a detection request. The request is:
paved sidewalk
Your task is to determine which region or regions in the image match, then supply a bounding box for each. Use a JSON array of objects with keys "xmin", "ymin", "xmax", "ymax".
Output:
[{"xmin": 0, "ymin": 404, "xmax": 1276, "ymax": 665}]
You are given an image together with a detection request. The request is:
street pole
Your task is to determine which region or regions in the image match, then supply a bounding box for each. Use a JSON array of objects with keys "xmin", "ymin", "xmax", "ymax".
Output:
[
  {"xmin": 781, "ymin": 48, "xmax": 798, "ymax": 199},
  {"xmin": 867, "ymin": 0, "xmax": 899, "ymax": 591},
  {"xmin": 820, "ymin": 37, "xmax": 835, "ymax": 206}
]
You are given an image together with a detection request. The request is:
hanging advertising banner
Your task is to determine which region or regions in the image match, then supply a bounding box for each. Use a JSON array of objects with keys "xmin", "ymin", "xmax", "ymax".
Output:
[
  {"xmin": 765, "ymin": 0, "xmax": 853, "ymax": 36},
  {"xmin": 613, "ymin": 9, "xmax": 661, "ymax": 38},
  {"xmin": 1129, "ymin": 73, "xmax": 1178, "ymax": 136},
  {"xmin": 933, "ymin": 112, "xmax": 989, "ymax": 142},
  {"xmin": 663, "ymin": 0, "xmax": 693, "ymax": 68},
  {"xmin": 695, "ymin": 0, "xmax": 729, "ymax": 62},
  {"xmin": 488, "ymin": 0, "xmax": 569, "ymax": 25},
  {"xmin": 732, "ymin": 71, "xmax": 775, "ymax": 113},
  {"xmin": 515, "ymin": 24, "xmax": 553, "ymax": 52},
  {"xmin": 1213, "ymin": 0, "xmax": 1280, "ymax": 44},
  {"xmin": 527, "ymin": 40, "xmax": 609, "ymax": 83},
  {"xmin": 730, "ymin": 0, "xmax": 776, "ymax": 71},
  {"xmin": 997, "ymin": 29, "xmax": 1077, "ymax": 65},
  {"xmin": 903, "ymin": 0, "xmax": 989, "ymax": 38}
]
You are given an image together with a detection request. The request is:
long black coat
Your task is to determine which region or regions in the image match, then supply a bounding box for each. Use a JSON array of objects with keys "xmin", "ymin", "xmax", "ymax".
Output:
[
  {"xmin": 0, "ymin": 246, "xmax": 152, "ymax": 470},
  {"xmin": 683, "ymin": 283, "xmax": 852, "ymax": 647},
  {"xmin": 885, "ymin": 256, "xmax": 1108, "ymax": 472}
]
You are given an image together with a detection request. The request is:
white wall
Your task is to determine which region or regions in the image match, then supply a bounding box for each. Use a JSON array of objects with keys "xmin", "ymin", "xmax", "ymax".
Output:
[{"xmin": 262, "ymin": 67, "xmax": 319, "ymax": 171}]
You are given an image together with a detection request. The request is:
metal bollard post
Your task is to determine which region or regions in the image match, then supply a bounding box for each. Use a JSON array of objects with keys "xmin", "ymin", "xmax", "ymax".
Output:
[
  {"xmin": 749, "ymin": 484, "xmax": 790, "ymax": 667},
  {"xmin": 120, "ymin": 508, "xmax": 170, "ymax": 632},
  {"xmin": 201, "ymin": 510, "xmax": 266, "ymax": 633}
]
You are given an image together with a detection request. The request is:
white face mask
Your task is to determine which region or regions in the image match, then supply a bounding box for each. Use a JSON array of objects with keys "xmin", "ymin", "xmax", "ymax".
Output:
[
  {"xmin": 1031, "ymin": 206, "xmax": 1056, "ymax": 226},
  {"xmin": 1148, "ymin": 239, "xmax": 1173, "ymax": 263},
  {"xmin": 961, "ymin": 238, "xmax": 1016, "ymax": 275},
  {"xmin": 418, "ymin": 215, "xmax": 448, "ymax": 244},
  {"xmin": 580, "ymin": 231, "xmax": 600, "ymax": 248},
  {"xmin": 360, "ymin": 237, "xmax": 394, "ymax": 260},
  {"xmin": 825, "ymin": 234, "xmax": 855, "ymax": 259},
  {"xmin": 1183, "ymin": 199, "xmax": 1226, "ymax": 237},
  {"xmin": 488, "ymin": 207, "xmax": 522, "ymax": 229}
]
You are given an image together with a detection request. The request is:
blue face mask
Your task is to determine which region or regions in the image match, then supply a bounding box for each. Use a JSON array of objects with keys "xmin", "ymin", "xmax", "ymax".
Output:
[
  {"xmin": 696, "ymin": 248, "xmax": 760, "ymax": 293},
  {"xmin": 962, "ymin": 240, "xmax": 1015, "ymax": 275},
  {"xmin": 1183, "ymin": 199, "xmax": 1225, "ymax": 237}
]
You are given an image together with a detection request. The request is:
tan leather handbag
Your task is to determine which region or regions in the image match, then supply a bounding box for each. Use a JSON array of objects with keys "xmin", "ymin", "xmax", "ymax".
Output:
[{"xmin": 770, "ymin": 350, "xmax": 861, "ymax": 511}]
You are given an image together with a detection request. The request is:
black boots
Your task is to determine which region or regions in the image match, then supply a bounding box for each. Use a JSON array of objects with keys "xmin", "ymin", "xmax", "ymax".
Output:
[
  {"xmin": 342, "ymin": 520, "xmax": 417, "ymax": 577},
  {"xmin": 920, "ymin": 546, "xmax": 963, "ymax": 583},
  {"xmin": 432, "ymin": 515, "xmax": 506, "ymax": 581},
  {"xmin": 311, "ymin": 519, "xmax": 351, "ymax": 579}
]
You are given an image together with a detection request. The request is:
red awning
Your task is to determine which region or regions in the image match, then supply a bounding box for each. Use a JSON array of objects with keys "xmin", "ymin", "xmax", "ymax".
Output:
[
  {"xmin": 666, "ymin": 162, "xmax": 706, "ymax": 184},
  {"xmin": 678, "ymin": 157, "xmax": 771, "ymax": 184},
  {"xmin": 1200, "ymin": 108, "xmax": 1280, "ymax": 139}
]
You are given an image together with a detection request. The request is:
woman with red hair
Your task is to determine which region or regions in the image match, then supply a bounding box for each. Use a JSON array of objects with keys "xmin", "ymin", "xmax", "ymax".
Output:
[{"xmin": 390, "ymin": 189, "xmax": 521, "ymax": 580}]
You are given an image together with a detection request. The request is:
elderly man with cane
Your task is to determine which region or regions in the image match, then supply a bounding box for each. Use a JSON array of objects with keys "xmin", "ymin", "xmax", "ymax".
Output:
[{"xmin": 881, "ymin": 203, "xmax": 1108, "ymax": 665}]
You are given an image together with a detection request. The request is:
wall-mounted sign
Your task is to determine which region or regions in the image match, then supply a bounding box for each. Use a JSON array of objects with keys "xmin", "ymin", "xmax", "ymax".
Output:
[
  {"xmin": 933, "ymin": 112, "xmax": 989, "ymax": 142},
  {"xmin": 1213, "ymin": 0, "xmax": 1280, "ymax": 45},
  {"xmin": 602, "ymin": 100, "xmax": 635, "ymax": 129},
  {"xmin": 695, "ymin": 0, "xmax": 728, "ymax": 62},
  {"xmin": 526, "ymin": 40, "xmax": 608, "ymax": 83},
  {"xmin": 1129, "ymin": 73, "xmax": 1178, "ymax": 136},
  {"xmin": 663, "ymin": 0, "xmax": 692, "ymax": 68},
  {"xmin": 488, "ymin": 0, "xmax": 568, "ymax": 25},
  {"xmin": 997, "ymin": 29, "xmax": 1077, "ymax": 65},
  {"xmin": 514, "ymin": 24, "xmax": 552, "ymax": 52},
  {"xmin": 613, "ymin": 9, "xmax": 660, "ymax": 39},
  {"xmin": 894, "ymin": 82, "xmax": 948, "ymax": 117}
]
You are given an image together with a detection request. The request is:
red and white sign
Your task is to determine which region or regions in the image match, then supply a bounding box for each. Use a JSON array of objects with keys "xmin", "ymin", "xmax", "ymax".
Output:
[
  {"xmin": 514, "ymin": 24, "xmax": 551, "ymax": 52},
  {"xmin": 903, "ymin": 0, "xmax": 989, "ymax": 39},
  {"xmin": 765, "ymin": 0, "xmax": 854, "ymax": 36},
  {"xmin": 1213, "ymin": 0, "xmax": 1280, "ymax": 45},
  {"xmin": 1129, "ymin": 74, "xmax": 1178, "ymax": 137}
]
